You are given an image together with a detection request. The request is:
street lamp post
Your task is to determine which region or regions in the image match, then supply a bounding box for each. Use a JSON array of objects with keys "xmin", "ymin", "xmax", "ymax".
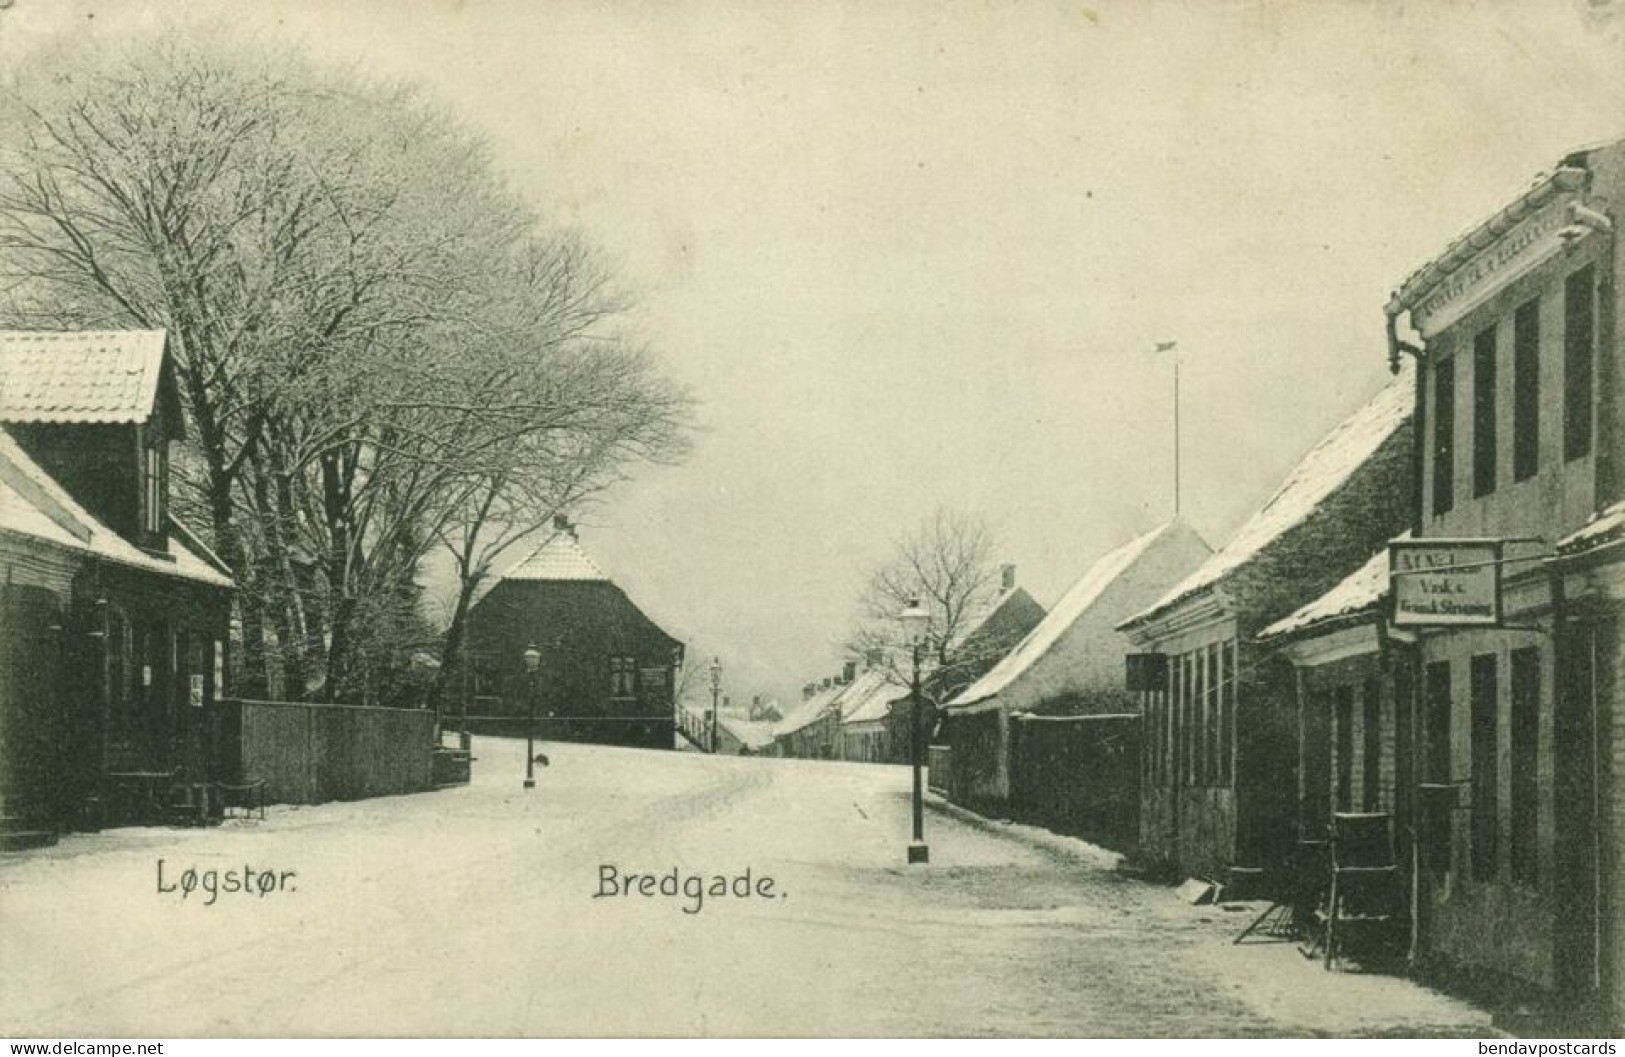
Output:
[
  {"xmin": 522, "ymin": 644, "xmax": 541, "ymax": 790},
  {"xmin": 709, "ymin": 656, "xmax": 722, "ymax": 754},
  {"xmin": 900, "ymin": 598, "xmax": 931, "ymax": 865}
]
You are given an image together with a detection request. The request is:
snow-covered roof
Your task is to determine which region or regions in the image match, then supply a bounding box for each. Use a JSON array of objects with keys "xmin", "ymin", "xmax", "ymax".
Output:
[
  {"xmin": 837, "ymin": 668, "xmax": 909, "ymax": 725},
  {"xmin": 1122, "ymin": 361, "xmax": 1414, "ymax": 631},
  {"xmin": 0, "ymin": 427, "xmax": 233, "ymax": 589},
  {"xmin": 498, "ymin": 531, "xmax": 609, "ymax": 582},
  {"xmin": 775, "ymin": 680, "xmax": 846, "ymax": 738},
  {"xmin": 717, "ymin": 714, "xmax": 777, "ymax": 750},
  {"xmin": 950, "ymin": 521, "xmax": 1190, "ymax": 709},
  {"xmin": 1257, "ymin": 545, "xmax": 1390, "ymax": 642},
  {"xmin": 949, "ymin": 584, "xmax": 1034, "ymax": 653},
  {"xmin": 0, "ymin": 330, "xmax": 169, "ymax": 424},
  {"xmin": 1559, "ymin": 501, "xmax": 1625, "ymax": 557}
]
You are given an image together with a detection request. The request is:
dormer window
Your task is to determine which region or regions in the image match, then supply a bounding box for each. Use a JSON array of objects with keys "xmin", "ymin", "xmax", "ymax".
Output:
[{"xmin": 142, "ymin": 440, "xmax": 164, "ymax": 536}]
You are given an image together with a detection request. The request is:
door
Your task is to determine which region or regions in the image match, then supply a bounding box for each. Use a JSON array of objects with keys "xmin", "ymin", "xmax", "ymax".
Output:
[{"xmin": 1554, "ymin": 618, "xmax": 1612, "ymax": 1000}]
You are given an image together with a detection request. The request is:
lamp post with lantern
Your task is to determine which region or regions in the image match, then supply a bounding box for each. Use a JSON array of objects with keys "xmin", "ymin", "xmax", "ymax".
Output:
[
  {"xmin": 899, "ymin": 598, "xmax": 931, "ymax": 865},
  {"xmin": 708, "ymin": 656, "xmax": 723, "ymax": 753},
  {"xmin": 522, "ymin": 643, "xmax": 541, "ymax": 790}
]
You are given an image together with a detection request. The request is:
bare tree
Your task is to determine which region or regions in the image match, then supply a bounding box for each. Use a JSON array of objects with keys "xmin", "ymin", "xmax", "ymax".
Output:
[
  {"xmin": 843, "ymin": 508, "xmax": 1007, "ymax": 695},
  {"xmin": 0, "ymin": 33, "xmax": 692, "ymax": 704}
]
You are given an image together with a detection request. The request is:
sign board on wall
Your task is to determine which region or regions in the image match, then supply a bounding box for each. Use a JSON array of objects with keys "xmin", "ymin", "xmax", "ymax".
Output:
[{"xmin": 1389, "ymin": 539, "xmax": 1502, "ymax": 627}]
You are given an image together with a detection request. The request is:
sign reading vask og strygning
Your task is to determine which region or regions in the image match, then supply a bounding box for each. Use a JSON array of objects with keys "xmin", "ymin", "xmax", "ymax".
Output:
[{"xmin": 1389, "ymin": 540, "xmax": 1502, "ymax": 627}]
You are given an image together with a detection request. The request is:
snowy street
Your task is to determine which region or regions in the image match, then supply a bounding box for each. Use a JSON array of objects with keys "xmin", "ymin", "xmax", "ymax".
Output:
[{"xmin": 1, "ymin": 740, "xmax": 1494, "ymax": 1038}]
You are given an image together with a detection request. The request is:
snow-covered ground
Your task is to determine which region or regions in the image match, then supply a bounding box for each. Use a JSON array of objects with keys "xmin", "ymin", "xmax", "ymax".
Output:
[{"xmin": 0, "ymin": 739, "xmax": 1493, "ymax": 1037}]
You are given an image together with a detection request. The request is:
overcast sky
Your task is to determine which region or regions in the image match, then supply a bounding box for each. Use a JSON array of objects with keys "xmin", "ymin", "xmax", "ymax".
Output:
[{"xmin": 4, "ymin": 0, "xmax": 1623, "ymax": 705}]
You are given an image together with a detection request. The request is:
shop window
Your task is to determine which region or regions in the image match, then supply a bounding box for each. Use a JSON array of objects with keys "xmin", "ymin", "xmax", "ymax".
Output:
[
  {"xmin": 609, "ymin": 655, "xmax": 636, "ymax": 699},
  {"xmin": 1510, "ymin": 646, "xmax": 1540, "ymax": 885},
  {"xmin": 1432, "ymin": 356, "xmax": 1456, "ymax": 516},
  {"xmin": 1513, "ymin": 298, "xmax": 1540, "ymax": 482},
  {"xmin": 1472, "ymin": 325, "xmax": 1498, "ymax": 498},
  {"xmin": 1362, "ymin": 677, "xmax": 1381, "ymax": 812},
  {"xmin": 1564, "ymin": 265, "xmax": 1595, "ymax": 462},
  {"xmin": 1424, "ymin": 660, "xmax": 1453, "ymax": 873},
  {"xmin": 1335, "ymin": 685, "xmax": 1354, "ymax": 813},
  {"xmin": 1470, "ymin": 653, "xmax": 1498, "ymax": 882}
]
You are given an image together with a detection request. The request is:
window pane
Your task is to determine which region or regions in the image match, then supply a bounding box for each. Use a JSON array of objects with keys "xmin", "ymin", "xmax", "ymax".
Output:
[
  {"xmin": 1471, "ymin": 653, "xmax": 1498, "ymax": 882},
  {"xmin": 1510, "ymin": 647, "xmax": 1540, "ymax": 884},
  {"xmin": 1433, "ymin": 356, "xmax": 1456, "ymax": 515},
  {"xmin": 1335, "ymin": 685, "xmax": 1354, "ymax": 813},
  {"xmin": 1362, "ymin": 677, "xmax": 1382, "ymax": 812},
  {"xmin": 1513, "ymin": 298, "xmax": 1540, "ymax": 482},
  {"xmin": 1473, "ymin": 325, "xmax": 1498, "ymax": 498},
  {"xmin": 1425, "ymin": 660, "xmax": 1453, "ymax": 873},
  {"xmin": 1564, "ymin": 265, "xmax": 1594, "ymax": 462}
]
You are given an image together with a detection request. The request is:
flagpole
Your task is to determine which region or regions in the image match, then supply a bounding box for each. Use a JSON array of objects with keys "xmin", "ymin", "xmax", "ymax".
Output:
[{"xmin": 1156, "ymin": 341, "xmax": 1180, "ymax": 519}]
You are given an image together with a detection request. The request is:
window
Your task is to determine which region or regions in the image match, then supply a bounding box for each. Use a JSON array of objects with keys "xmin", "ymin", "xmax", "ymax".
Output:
[
  {"xmin": 1470, "ymin": 653, "xmax": 1498, "ymax": 882},
  {"xmin": 142, "ymin": 445, "xmax": 163, "ymax": 534},
  {"xmin": 1219, "ymin": 641, "xmax": 1235, "ymax": 785},
  {"xmin": 1362, "ymin": 677, "xmax": 1382, "ymax": 812},
  {"xmin": 1334, "ymin": 685, "xmax": 1354, "ymax": 813},
  {"xmin": 1425, "ymin": 660, "xmax": 1453, "ymax": 873},
  {"xmin": 1473, "ymin": 325, "xmax": 1498, "ymax": 498},
  {"xmin": 1513, "ymin": 298, "xmax": 1540, "ymax": 482},
  {"xmin": 1206, "ymin": 645, "xmax": 1220, "ymax": 786},
  {"xmin": 1432, "ymin": 356, "xmax": 1456, "ymax": 516},
  {"xmin": 1191, "ymin": 651, "xmax": 1205, "ymax": 785},
  {"xmin": 1564, "ymin": 265, "xmax": 1595, "ymax": 462},
  {"xmin": 1510, "ymin": 647, "xmax": 1540, "ymax": 884},
  {"xmin": 470, "ymin": 651, "xmax": 500, "ymax": 703},
  {"xmin": 609, "ymin": 656, "xmax": 636, "ymax": 699}
]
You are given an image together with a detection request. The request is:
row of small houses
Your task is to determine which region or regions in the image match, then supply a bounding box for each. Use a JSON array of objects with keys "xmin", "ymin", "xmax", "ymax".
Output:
[{"xmin": 776, "ymin": 138, "xmax": 1625, "ymax": 1026}]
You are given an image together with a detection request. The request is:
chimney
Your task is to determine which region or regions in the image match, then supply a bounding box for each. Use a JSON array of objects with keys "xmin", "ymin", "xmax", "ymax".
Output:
[
  {"xmin": 553, "ymin": 514, "xmax": 576, "ymax": 538},
  {"xmin": 803, "ymin": 684, "xmax": 814, "ymax": 700},
  {"xmin": 864, "ymin": 649, "xmax": 885, "ymax": 668},
  {"xmin": 821, "ymin": 677, "xmax": 832, "ymax": 690},
  {"xmin": 1001, "ymin": 563, "xmax": 1016, "ymax": 591},
  {"xmin": 842, "ymin": 660, "xmax": 857, "ymax": 683}
]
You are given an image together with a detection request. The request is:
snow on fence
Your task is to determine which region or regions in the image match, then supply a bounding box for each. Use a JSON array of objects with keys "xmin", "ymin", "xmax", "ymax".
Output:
[
  {"xmin": 214, "ymin": 698, "xmax": 436, "ymax": 805},
  {"xmin": 1008, "ymin": 712, "xmax": 1140, "ymax": 853}
]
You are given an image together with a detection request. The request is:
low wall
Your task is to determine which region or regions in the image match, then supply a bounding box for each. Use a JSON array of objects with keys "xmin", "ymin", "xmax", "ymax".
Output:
[
  {"xmin": 1009, "ymin": 713, "xmax": 1140, "ymax": 853},
  {"xmin": 218, "ymin": 698, "xmax": 436, "ymax": 805},
  {"xmin": 453, "ymin": 713, "xmax": 674, "ymax": 750}
]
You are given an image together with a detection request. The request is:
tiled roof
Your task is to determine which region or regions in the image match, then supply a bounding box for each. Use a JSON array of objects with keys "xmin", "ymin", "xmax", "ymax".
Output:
[
  {"xmin": 1121, "ymin": 360, "xmax": 1414, "ymax": 631},
  {"xmin": 0, "ymin": 331, "xmax": 168, "ymax": 424},
  {"xmin": 498, "ymin": 531, "xmax": 609, "ymax": 582},
  {"xmin": 0, "ymin": 427, "xmax": 233, "ymax": 589}
]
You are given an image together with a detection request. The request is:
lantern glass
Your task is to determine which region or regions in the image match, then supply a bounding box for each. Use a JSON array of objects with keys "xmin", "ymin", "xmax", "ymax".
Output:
[{"xmin": 899, "ymin": 600, "xmax": 931, "ymax": 648}]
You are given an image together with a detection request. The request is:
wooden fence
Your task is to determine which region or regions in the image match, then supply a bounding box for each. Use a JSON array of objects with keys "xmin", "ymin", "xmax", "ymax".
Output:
[
  {"xmin": 1008, "ymin": 712, "xmax": 1140, "ymax": 853},
  {"xmin": 215, "ymin": 698, "xmax": 437, "ymax": 805}
]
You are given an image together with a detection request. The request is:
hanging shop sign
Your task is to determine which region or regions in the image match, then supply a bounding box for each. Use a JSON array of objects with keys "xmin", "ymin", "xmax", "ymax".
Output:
[{"xmin": 1389, "ymin": 539, "xmax": 1503, "ymax": 627}]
